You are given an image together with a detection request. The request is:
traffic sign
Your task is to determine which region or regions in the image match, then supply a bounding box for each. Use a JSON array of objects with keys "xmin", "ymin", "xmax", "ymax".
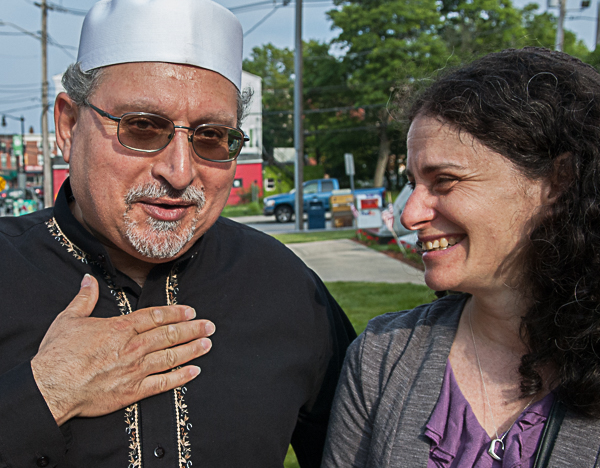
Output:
[
  {"xmin": 0, "ymin": 176, "xmax": 5, "ymax": 192},
  {"xmin": 12, "ymin": 135, "xmax": 23, "ymax": 157},
  {"xmin": 344, "ymin": 153, "xmax": 355, "ymax": 176}
]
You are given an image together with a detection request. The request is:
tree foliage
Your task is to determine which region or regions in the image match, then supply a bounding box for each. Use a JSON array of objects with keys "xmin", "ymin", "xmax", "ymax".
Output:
[{"xmin": 243, "ymin": 0, "xmax": 593, "ymax": 189}]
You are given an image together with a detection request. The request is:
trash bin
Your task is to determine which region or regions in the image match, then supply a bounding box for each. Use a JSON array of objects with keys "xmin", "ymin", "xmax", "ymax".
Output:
[{"xmin": 307, "ymin": 198, "xmax": 326, "ymax": 230}]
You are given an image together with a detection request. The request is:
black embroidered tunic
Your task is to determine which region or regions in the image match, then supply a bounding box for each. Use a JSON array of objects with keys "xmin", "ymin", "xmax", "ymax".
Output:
[{"xmin": 0, "ymin": 179, "xmax": 356, "ymax": 468}]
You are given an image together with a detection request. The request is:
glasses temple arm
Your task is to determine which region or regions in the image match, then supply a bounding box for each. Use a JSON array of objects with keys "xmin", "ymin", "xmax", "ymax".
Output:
[{"xmin": 84, "ymin": 101, "xmax": 122, "ymax": 123}]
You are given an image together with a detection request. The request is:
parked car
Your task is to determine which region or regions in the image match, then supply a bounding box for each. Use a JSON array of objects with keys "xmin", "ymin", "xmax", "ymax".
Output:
[
  {"xmin": 263, "ymin": 178, "xmax": 386, "ymax": 223},
  {"xmin": 0, "ymin": 187, "xmax": 43, "ymax": 215}
]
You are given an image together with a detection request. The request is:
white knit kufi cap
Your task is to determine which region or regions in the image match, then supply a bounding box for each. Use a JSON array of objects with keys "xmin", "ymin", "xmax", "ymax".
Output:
[{"xmin": 77, "ymin": 0, "xmax": 243, "ymax": 90}]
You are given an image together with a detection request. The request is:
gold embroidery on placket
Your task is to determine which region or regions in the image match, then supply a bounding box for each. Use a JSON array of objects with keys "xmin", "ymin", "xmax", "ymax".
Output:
[
  {"xmin": 46, "ymin": 218, "xmax": 193, "ymax": 467},
  {"xmin": 166, "ymin": 266, "xmax": 193, "ymax": 468}
]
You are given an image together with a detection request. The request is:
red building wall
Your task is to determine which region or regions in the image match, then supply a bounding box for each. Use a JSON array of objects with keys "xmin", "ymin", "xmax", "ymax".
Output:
[{"xmin": 227, "ymin": 162, "xmax": 263, "ymax": 205}]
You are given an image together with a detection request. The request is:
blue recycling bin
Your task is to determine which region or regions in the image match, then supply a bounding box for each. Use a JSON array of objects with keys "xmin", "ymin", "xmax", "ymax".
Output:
[{"xmin": 307, "ymin": 198, "xmax": 326, "ymax": 230}]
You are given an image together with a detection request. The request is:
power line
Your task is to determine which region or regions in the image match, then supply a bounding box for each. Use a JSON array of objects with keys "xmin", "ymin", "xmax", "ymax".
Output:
[
  {"xmin": 230, "ymin": 1, "xmax": 276, "ymax": 13},
  {"xmin": 0, "ymin": 20, "xmax": 77, "ymax": 58},
  {"xmin": 0, "ymin": 83, "xmax": 41, "ymax": 89},
  {"xmin": 230, "ymin": 0, "xmax": 331, "ymax": 13},
  {"xmin": 304, "ymin": 125, "xmax": 381, "ymax": 136},
  {"xmin": 32, "ymin": 1, "xmax": 88, "ymax": 16},
  {"xmin": 0, "ymin": 89, "xmax": 40, "ymax": 95},
  {"xmin": 0, "ymin": 94, "xmax": 41, "ymax": 103},
  {"xmin": 244, "ymin": 6, "xmax": 281, "ymax": 36},
  {"xmin": 0, "ymin": 103, "xmax": 44, "ymax": 114},
  {"xmin": 46, "ymin": 32, "xmax": 77, "ymax": 59},
  {"xmin": 261, "ymin": 103, "xmax": 386, "ymax": 116}
]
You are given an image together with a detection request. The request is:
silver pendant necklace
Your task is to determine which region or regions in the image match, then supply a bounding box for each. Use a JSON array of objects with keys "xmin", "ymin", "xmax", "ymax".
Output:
[{"xmin": 468, "ymin": 310, "xmax": 536, "ymax": 461}]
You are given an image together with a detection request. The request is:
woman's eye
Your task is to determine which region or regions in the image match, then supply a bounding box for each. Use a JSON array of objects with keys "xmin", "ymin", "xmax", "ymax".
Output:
[{"xmin": 435, "ymin": 177, "xmax": 458, "ymax": 191}]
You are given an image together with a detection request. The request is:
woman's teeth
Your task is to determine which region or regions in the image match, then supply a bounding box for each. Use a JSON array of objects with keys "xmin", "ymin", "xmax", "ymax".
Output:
[{"xmin": 421, "ymin": 237, "xmax": 460, "ymax": 252}]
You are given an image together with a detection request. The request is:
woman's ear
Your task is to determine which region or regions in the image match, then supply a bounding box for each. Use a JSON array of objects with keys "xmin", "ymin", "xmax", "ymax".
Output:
[
  {"xmin": 543, "ymin": 153, "xmax": 572, "ymax": 204},
  {"xmin": 54, "ymin": 92, "xmax": 79, "ymax": 164}
]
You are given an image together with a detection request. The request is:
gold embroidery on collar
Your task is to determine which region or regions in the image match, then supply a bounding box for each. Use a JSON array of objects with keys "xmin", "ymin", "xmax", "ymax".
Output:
[{"xmin": 46, "ymin": 218, "xmax": 193, "ymax": 468}]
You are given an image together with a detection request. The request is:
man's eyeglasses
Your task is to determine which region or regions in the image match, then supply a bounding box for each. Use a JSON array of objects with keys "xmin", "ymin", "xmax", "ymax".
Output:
[{"xmin": 85, "ymin": 101, "xmax": 249, "ymax": 163}]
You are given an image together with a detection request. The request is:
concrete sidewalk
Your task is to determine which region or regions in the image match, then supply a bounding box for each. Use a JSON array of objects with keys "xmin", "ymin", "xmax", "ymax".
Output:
[{"xmin": 287, "ymin": 239, "xmax": 426, "ymax": 285}]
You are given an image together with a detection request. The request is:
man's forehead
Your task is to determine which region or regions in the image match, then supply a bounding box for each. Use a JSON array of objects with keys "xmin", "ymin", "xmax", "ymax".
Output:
[{"xmin": 91, "ymin": 63, "xmax": 239, "ymax": 122}]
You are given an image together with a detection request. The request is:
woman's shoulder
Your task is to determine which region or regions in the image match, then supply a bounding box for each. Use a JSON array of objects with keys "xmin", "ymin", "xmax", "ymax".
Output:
[
  {"xmin": 348, "ymin": 293, "xmax": 467, "ymax": 372},
  {"xmin": 365, "ymin": 293, "xmax": 467, "ymax": 337}
]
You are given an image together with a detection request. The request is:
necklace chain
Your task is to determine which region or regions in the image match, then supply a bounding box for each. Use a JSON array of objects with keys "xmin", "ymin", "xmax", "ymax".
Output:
[{"xmin": 468, "ymin": 309, "xmax": 535, "ymax": 461}]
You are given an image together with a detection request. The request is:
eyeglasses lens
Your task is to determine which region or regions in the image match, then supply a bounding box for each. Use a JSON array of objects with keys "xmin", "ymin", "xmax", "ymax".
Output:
[
  {"xmin": 118, "ymin": 113, "xmax": 244, "ymax": 161},
  {"xmin": 192, "ymin": 126, "xmax": 244, "ymax": 161},
  {"xmin": 119, "ymin": 114, "xmax": 173, "ymax": 152}
]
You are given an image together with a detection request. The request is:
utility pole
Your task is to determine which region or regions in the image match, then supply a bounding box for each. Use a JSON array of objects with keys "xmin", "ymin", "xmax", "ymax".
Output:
[
  {"xmin": 293, "ymin": 0, "xmax": 304, "ymax": 231},
  {"xmin": 555, "ymin": 0, "xmax": 567, "ymax": 51},
  {"xmin": 40, "ymin": 0, "xmax": 53, "ymax": 207}
]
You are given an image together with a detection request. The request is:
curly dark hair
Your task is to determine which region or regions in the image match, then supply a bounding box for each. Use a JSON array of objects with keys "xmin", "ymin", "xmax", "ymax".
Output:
[{"xmin": 408, "ymin": 47, "xmax": 600, "ymax": 418}]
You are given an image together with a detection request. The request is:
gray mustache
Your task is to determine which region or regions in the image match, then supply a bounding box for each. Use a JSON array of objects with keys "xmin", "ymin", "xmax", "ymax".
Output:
[{"xmin": 125, "ymin": 183, "xmax": 206, "ymax": 206}]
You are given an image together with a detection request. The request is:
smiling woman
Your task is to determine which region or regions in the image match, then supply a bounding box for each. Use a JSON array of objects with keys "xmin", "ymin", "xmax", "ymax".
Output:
[{"xmin": 322, "ymin": 47, "xmax": 600, "ymax": 468}]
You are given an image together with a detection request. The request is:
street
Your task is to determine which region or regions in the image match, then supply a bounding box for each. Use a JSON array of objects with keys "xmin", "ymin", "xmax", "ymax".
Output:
[{"xmin": 228, "ymin": 213, "xmax": 342, "ymax": 235}]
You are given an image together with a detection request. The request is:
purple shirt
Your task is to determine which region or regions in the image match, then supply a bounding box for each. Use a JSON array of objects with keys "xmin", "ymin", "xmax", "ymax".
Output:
[{"xmin": 425, "ymin": 360, "xmax": 554, "ymax": 468}]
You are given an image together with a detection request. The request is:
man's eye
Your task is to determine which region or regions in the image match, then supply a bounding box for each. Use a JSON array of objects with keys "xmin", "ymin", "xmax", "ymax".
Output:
[
  {"xmin": 200, "ymin": 128, "xmax": 224, "ymax": 137},
  {"xmin": 129, "ymin": 118, "xmax": 158, "ymax": 130},
  {"xmin": 195, "ymin": 127, "xmax": 226, "ymax": 143}
]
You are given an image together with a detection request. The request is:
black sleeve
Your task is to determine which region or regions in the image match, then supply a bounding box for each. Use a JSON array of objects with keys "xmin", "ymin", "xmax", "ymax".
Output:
[
  {"xmin": 290, "ymin": 274, "xmax": 357, "ymax": 468},
  {"xmin": 0, "ymin": 362, "xmax": 67, "ymax": 468}
]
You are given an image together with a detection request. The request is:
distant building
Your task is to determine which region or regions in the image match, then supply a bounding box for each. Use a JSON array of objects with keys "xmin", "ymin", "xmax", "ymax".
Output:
[
  {"xmin": 0, "ymin": 133, "xmax": 61, "ymax": 192},
  {"xmin": 228, "ymin": 71, "xmax": 263, "ymax": 205}
]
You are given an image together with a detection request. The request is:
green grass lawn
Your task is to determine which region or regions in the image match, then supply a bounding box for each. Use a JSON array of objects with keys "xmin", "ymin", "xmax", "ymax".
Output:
[
  {"xmin": 284, "ymin": 280, "xmax": 435, "ymax": 467},
  {"xmin": 220, "ymin": 201, "xmax": 263, "ymax": 217},
  {"xmin": 273, "ymin": 229, "xmax": 357, "ymax": 244},
  {"xmin": 325, "ymin": 281, "xmax": 435, "ymax": 334}
]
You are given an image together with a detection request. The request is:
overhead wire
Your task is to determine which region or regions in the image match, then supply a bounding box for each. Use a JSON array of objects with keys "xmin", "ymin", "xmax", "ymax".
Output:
[
  {"xmin": 244, "ymin": 6, "xmax": 281, "ymax": 36},
  {"xmin": 0, "ymin": 103, "xmax": 44, "ymax": 114},
  {"xmin": 0, "ymin": 20, "xmax": 77, "ymax": 58},
  {"xmin": 230, "ymin": 0, "xmax": 332, "ymax": 13}
]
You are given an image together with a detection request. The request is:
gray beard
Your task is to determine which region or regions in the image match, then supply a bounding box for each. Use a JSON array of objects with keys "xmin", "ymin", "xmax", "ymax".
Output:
[{"xmin": 123, "ymin": 182, "xmax": 206, "ymax": 259}]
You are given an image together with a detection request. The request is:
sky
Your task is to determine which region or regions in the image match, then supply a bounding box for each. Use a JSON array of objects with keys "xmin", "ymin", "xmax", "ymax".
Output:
[{"xmin": 0, "ymin": 0, "xmax": 597, "ymax": 135}]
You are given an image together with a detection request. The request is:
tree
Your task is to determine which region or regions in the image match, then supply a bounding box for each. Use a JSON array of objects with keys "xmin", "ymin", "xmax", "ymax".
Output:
[
  {"xmin": 328, "ymin": 0, "xmax": 451, "ymax": 187},
  {"xmin": 520, "ymin": 3, "xmax": 588, "ymax": 59},
  {"xmin": 244, "ymin": 2, "xmax": 591, "ymax": 189},
  {"xmin": 439, "ymin": 0, "xmax": 527, "ymax": 59}
]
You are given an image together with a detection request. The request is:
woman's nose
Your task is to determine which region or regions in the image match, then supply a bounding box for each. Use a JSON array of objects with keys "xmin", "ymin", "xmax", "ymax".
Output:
[{"xmin": 400, "ymin": 185, "xmax": 436, "ymax": 231}]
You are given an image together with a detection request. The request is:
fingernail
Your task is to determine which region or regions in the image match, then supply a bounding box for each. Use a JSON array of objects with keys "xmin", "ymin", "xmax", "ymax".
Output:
[
  {"xmin": 200, "ymin": 338, "xmax": 212, "ymax": 351},
  {"xmin": 185, "ymin": 308, "xmax": 196, "ymax": 320},
  {"xmin": 81, "ymin": 274, "xmax": 92, "ymax": 288},
  {"xmin": 190, "ymin": 366, "xmax": 201, "ymax": 378},
  {"xmin": 205, "ymin": 321, "xmax": 216, "ymax": 335}
]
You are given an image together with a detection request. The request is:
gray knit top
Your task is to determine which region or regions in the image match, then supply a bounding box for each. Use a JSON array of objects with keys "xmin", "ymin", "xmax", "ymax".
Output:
[{"xmin": 321, "ymin": 294, "xmax": 600, "ymax": 468}]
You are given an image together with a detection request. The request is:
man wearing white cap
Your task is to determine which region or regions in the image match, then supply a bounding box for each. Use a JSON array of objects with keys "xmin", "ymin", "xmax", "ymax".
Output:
[{"xmin": 0, "ymin": 0, "xmax": 355, "ymax": 467}]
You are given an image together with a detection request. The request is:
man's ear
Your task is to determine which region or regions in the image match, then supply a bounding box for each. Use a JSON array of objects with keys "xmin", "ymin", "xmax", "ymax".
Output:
[{"xmin": 54, "ymin": 92, "xmax": 79, "ymax": 164}]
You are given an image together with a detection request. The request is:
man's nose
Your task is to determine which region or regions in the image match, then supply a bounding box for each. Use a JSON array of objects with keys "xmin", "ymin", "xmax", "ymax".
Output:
[
  {"xmin": 400, "ymin": 185, "xmax": 436, "ymax": 231},
  {"xmin": 151, "ymin": 129, "xmax": 196, "ymax": 190}
]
